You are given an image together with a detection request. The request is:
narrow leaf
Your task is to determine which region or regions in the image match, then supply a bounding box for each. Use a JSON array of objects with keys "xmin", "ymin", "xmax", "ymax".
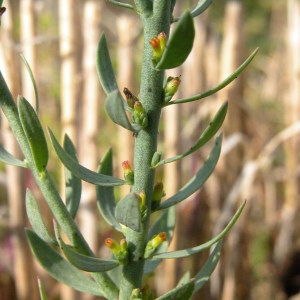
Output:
[
  {"xmin": 168, "ymin": 48, "xmax": 259, "ymax": 105},
  {"xmin": 96, "ymin": 148, "xmax": 122, "ymax": 231},
  {"xmin": 193, "ymin": 241, "xmax": 222, "ymax": 293},
  {"xmin": 153, "ymin": 104, "xmax": 227, "ymax": 167},
  {"xmin": 152, "ymin": 201, "xmax": 246, "ymax": 259},
  {"xmin": 157, "ymin": 134, "xmax": 222, "ymax": 211},
  {"xmin": 59, "ymin": 238, "xmax": 119, "ymax": 272},
  {"xmin": 48, "ymin": 129, "xmax": 125, "ymax": 186},
  {"xmin": 191, "ymin": 0, "xmax": 212, "ymax": 18},
  {"xmin": 38, "ymin": 278, "xmax": 48, "ymax": 300},
  {"xmin": 26, "ymin": 229, "xmax": 104, "ymax": 296},
  {"xmin": 105, "ymin": 91, "xmax": 135, "ymax": 132},
  {"xmin": 156, "ymin": 11, "xmax": 195, "ymax": 70},
  {"xmin": 108, "ymin": 266, "xmax": 122, "ymax": 289},
  {"xmin": 107, "ymin": 0, "xmax": 134, "ymax": 10},
  {"xmin": 173, "ymin": 0, "xmax": 212, "ymax": 22},
  {"xmin": 115, "ymin": 192, "xmax": 142, "ymax": 232},
  {"xmin": 96, "ymin": 34, "xmax": 119, "ymax": 95},
  {"xmin": 20, "ymin": 54, "xmax": 39, "ymax": 112},
  {"xmin": 0, "ymin": 144, "xmax": 27, "ymax": 167},
  {"xmin": 25, "ymin": 189, "xmax": 56, "ymax": 245},
  {"xmin": 63, "ymin": 135, "xmax": 81, "ymax": 218},
  {"xmin": 156, "ymin": 280, "xmax": 194, "ymax": 300},
  {"xmin": 144, "ymin": 207, "xmax": 176, "ymax": 274},
  {"xmin": 177, "ymin": 272, "xmax": 191, "ymax": 286},
  {"xmin": 18, "ymin": 96, "xmax": 48, "ymax": 173}
]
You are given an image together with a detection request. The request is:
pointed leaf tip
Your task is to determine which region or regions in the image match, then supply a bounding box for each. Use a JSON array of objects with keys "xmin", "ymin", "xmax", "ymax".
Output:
[
  {"xmin": 96, "ymin": 34, "xmax": 119, "ymax": 95},
  {"xmin": 18, "ymin": 96, "xmax": 48, "ymax": 173}
]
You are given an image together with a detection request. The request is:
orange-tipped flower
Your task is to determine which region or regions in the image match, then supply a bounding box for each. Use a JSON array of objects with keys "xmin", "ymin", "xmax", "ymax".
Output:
[
  {"xmin": 158, "ymin": 32, "xmax": 167, "ymax": 51},
  {"xmin": 149, "ymin": 32, "xmax": 167, "ymax": 64},
  {"xmin": 151, "ymin": 232, "xmax": 167, "ymax": 248},
  {"xmin": 144, "ymin": 232, "xmax": 167, "ymax": 259},
  {"xmin": 122, "ymin": 160, "xmax": 134, "ymax": 185},
  {"xmin": 105, "ymin": 238, "xmax": 128, "ymax": 265},
  {"xmin": 105, "ymin": 238, "xmax": 119, "ymax": 254}
]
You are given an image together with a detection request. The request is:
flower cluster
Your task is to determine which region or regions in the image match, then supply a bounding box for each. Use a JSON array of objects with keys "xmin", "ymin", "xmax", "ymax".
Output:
[
  {"xmin": 149, "ymin": 32, "xmax": 167, "ymax": 64},
  {"xmin": 105, "ymin": 238, "xmax": 128, "ymax": 265}
]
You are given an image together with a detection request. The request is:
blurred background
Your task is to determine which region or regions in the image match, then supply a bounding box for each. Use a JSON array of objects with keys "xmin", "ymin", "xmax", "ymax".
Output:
[{"xmin": 0, "ymin": 0, "xmax": 299, "ymax": 299}]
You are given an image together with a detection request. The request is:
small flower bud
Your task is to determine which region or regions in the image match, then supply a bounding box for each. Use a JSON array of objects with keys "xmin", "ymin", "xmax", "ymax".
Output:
[
  {"xmin": 151, "ymin": 151, "xmax": 162, "ymax": 167},
  {"xmin": 158, "ymin": 32, "xmax": 167, "ymax": 52},
  {"xmin": 123, "ymin": 87, "xmax": 138, "ymax": 109},
  {"xmin": 130, "ymin": 288, "xmax": 142, "ymax": 300},
  {"xmin": 105, "ymin": 238, "xmax": 119, "ymax": 255},
  {"xmin": 164, "ymin": 76, "xmax": 181, "ymax": 102},
  {"xmin": 122, "ymin": 160, "xmax": 134, "ymax": 185},
  {"xmin": 105, "ymin": 238, "xmax": 128, "ymax": 265},
  {"xmin": 151, "ymin": 232, "xmax": 167, "ymax": 248},
  {"xmin": 132, "ymin": 101, "xmax": 148, "ymax": 130},
  {"xmin": 120, "ymin": 238, "xmax": 127, "ymax": 252},
  {"xmin": 151, "ymin": 182, "xmax": 165, "ymax": 211},
  {"xmin": 144, "ymin": 232, "xmax": 167, "ymax": 259}
]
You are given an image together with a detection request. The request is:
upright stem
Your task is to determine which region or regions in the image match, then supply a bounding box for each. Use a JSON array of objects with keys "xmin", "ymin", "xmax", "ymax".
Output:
[{"xmin": 119, "ymin": 1, "xmax": 172, "ymax": 298}]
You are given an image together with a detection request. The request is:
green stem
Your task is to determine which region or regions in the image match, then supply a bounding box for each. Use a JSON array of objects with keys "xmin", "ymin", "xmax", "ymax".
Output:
[{"xmin": 119, "ymin": 1, "xmax": 172, "ymax": 298}]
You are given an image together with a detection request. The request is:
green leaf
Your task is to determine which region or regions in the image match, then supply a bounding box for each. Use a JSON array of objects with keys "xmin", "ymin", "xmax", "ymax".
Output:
[
  {"xmin": 152, "ymin": 201, "xmax": 246, "ymax": 259},
  {"xmin": 59, "ymin": 238, "xmax": 119, "ymax": 272},
  {"xmin": 20, "ymin": 54, "xmax": 39, "ymax": 112},
  {"xmin": 48, "ymin": 128, "xmax": 125, "ymax": 186},
  {"xmin": 37, "ymin": 278, "xmax": 48, "ymax": 300},
  {"xmin": 108, "ymin": 265, "xmax": 122, "ymax": 289},
  {"xmin": 18, "ymin": 96, "xmax": 48, "ymax": 173},
  {"xmin": 156, "ymin": 280, "xmax": 195, "ymax": 300},
  {"xmin": 153, "ymin": 104, "xmax": 227, "ymax": 167},
  {"xmin": 168, "ymin": 48, "xmax": 259, "ymax": 105},
  {"xmin": 26, "ymin": 229, "xmax": 104, "ymax": 297},
  {"xmin": 191, "ymin": 0, "xmax": 212, "ymax": 18},
  {"xmin": 63, "ymin": 135, "xmax": 81, "ymax": 218},
  {"xmin": 177, "ymin": 272, "xmax": 191, "ymax": 286},
  {"xmin": 115, "ymin": 192, "xmax": 142, "ymax": 232},
  {"xmin": 156, "ymin": 11, "xmax": 195, "ymax": 70},
  {"xmin": 96, "ymin": 34, "xmax": 119, "ymax": 95},
  {"xmin": 25, "ymin": 189, "xmax": 56, "ymax": 245},
  {"xmin": 173, "ymin": 0, "xmax": 212, "ymax": 22},
  {"xmin": 193, "ymin": 240, "xmax": 222, "ymax": 293},
  {"xmin": 144, "ymin": 207, "xmax": 176, "ymax": 274},
  {"xmin": 0, "ymin": 144, "xmax": 27, "ymax": 167},
  {"xmin": 107, "ymin": 0, "xmax": 135, "ymax": 10},
  {"xmin": 157, "ymin": 134, "xmax": 222, "ymax": 211},
  {"xmin": 105, "ymin": 91, "xmax": 135, "ymax": 132},
  {"xmin": 96, "ymin": 148, "xmax": 122, "ymax": 232}
]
